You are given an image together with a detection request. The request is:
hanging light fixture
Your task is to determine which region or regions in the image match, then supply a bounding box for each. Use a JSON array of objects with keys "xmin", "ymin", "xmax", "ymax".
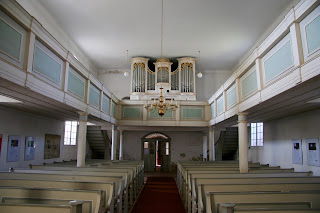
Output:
[
  {"xmin": 124, "ymin": 50, "xmax": 129, "ymax": 77},
  {"xmin": 144, "ymin": 0, "xmax": 178, "ymax": 116},
  {"xmin": 197, "ymin": 51, "xmax": 203, "ymax": 78}
]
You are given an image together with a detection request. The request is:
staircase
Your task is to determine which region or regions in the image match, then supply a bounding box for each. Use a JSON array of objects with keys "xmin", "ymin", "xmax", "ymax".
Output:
[
  {"xmin": 87, "ymin": 126, "xmax": 111, "ymax": 159},
  {"xmin": 216, "ymin": 127, "xmax": 239, "ymax": 160}
]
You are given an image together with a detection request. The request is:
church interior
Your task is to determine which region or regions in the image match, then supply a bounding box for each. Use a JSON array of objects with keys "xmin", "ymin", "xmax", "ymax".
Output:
[{"xmin": 0, "ymin": 0, "xmax": 320, "ymax": 212}]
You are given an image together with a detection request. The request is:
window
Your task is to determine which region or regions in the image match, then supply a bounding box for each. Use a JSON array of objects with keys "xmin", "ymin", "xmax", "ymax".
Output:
[
  {"xmin": 166, "ymin": 142, "xmax": 169, "ymax": 155},
  {"xmin": 64, "ymin": 121, "xmax": 78, "ymax": 145},
  {"xmin": 251, "ymin": 122, "xmax": 263, "ymax": 146}
]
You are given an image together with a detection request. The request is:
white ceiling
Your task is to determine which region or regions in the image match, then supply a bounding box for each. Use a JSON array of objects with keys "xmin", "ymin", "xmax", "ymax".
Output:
[{"xmin": 37, "ymin": 0, "xmax": 293, "ymax": 71}]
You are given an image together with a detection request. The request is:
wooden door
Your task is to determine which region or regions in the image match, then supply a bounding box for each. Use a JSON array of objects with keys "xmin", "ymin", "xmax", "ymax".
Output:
[
  {"xmin": 142, "ymin": 141, "xmax": 156, "ymax": 172},
  {"xmin": 160, "ymin": 141, "xmax": 170, "ymax": 172}
]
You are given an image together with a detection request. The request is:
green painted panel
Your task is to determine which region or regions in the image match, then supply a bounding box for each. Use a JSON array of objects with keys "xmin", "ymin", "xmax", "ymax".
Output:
[
  {"xmin": 102, "ymin": 94, "xmax": 110, "ymax": 114},
  {"xmin": 264, "ymin": 40, "xmax": 293, "ymax": 82},
  {"xmin": 227, "ymin": 87, "xmax": 237, "ymax": 108},
  {"xmin": 34, "ymin": 46, "xmax": 61, "ymax": 84},
  {"xmin": 123, "ymin": 107, "xmax": 141, "ymax": 118},
  {"xmin": 306, "ymin": 14, "xmax": 320, "ymax": 54},
  {"xmin": 241, "ymin": 70, "xmax": 257, "ymax": 98},
  {"xmin": 217, "ymin": 96, "xmax": 224, "ymax": 115},
  {"xmin": 211, "ymin": 103, "xmax": 215, "ymax": 118},
  {"xmin": 150, "ymin": 109, "xmax": 172, "ymax": 118},
  {"xmin": 68, "ymin": 71, "xmax": 85, "ymax": 99},
  {"xmin": 111, "ymin": 101, "xmax": 116, "ymax": 117},
  {"xmin": 0, "ymin": 18, "xmax": 21, "ymax": 60},
  {"xmin": 182, "ymin": 108, "xmax": 203, "ymax": 119},
  {"xmin": 89, "ymin": 84, "xmax": 100, "ymax": 107}
]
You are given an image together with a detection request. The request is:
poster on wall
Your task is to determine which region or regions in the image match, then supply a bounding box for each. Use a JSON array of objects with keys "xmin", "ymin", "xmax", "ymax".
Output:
[
  {"xmin": 306, "ymin": 138, "xmax": 320, "ymax": 167},
  {"xmin": 7, "ymin": 135, "xmax": 21, "ymax": 162},
  {"xmin": 25, "ymin": 136, "xmax": 35, "ymax": 161},
  {"xmin": 292, "ymin": 139, "xmax": 303, "ymax": 165},
  {"xmin": 44, "ymin": 134, "xmax": 60, "ymax": 159}
]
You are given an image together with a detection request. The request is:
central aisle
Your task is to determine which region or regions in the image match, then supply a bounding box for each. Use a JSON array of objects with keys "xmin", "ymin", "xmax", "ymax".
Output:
[{"xmin": 130, "ymin": 176, "xmax": 185, "ymax": 213}]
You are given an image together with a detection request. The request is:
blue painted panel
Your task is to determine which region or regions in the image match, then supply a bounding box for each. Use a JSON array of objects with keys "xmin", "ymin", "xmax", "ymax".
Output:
[
  {"xmin": 211, "ymin": 103, "xmax": 215, "ymax": 118},
  {"xmin": 182, "ymin": 108, "xmax": 203, "ymax": 119},
  {"xmin": 89, "ymin": 84, "xmax": 100, "ymax": 107},
  {"xmin": 306, "ymin": 14, "xmax": 320, "ymax": 54},
  {"xmin": 0, "ymin": 18, "xmax": 21, "ymax": 60},
  {"xmin": 241, "ymin": 70, "xmax": 257, "ymax": 98},
  {"xmin": 34, "ymin": 46, "xmax": 61, "ymax": 84},
  {"xmin": 227, "ymin": 87, "xmax": 237, "ymax": 108},
  {"xmin": 123, "ymin": 107, "xmax": 141, "ymax": 118},
  {"xmin": 217, "ymin": 96, "xmax": 224, "ymax": 115},
  {"xmin": 102, "ymin": 95, "xmax": 110, "ymax": 114},
  {"xmin": 111, "ymin": 101, "xmax": 116, "ymax": 117},
  {"xmin": 68, "ymin": 70, "xmax": 85, "ymax": 99},
  {"xmin": 264, "ymin": 41, "xmax": 293, "ymax": 82}
]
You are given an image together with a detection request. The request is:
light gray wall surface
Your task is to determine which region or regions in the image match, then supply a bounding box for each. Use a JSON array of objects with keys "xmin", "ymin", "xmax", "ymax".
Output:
[
  {"xmin": 0, "ymin": 106, "xmax": 78, "ymax": 171},
  {"xmin": 122, "ymin": 130, "xmax": 203, "ymax": 164},
  {"xmin": 98, "ymin": 71, "xmax": 130, "ymax": 100},
  {"xmin": 248, "ymin": 108, "xmax": 320, "ymax": 176}
]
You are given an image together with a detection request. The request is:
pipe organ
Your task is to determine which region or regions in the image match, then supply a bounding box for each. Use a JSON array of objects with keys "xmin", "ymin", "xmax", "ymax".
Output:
[{"xmin": 130, "ymin": 57, "xmax": 196, "ymax": 100}]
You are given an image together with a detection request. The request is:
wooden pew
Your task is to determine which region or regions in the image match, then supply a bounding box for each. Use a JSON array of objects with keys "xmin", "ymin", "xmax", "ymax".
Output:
[
  {"xmin": 0, "ymin": 172, "xmax": 124, "ymax": 213},
  {"xmin": 205, "ymin": 191, "xmax": 320, "ymax": 213},
  {"xmin": 197, "ymin": 183, "xmax": 320, "ymax": 213},
  {"xmin": 0, "ymin": 201, "xmax": 84, "ymax": 213},
  {"xmin": 0, "ymin": 179, "xmax": 114, "ymax": 213},
  {"xmin": 0, "ymin": 186, "xmax": 101, "ymax": 213},
  {"xmin": 185, "ymin": 172, "xmax": 312, "ymax": 212}
]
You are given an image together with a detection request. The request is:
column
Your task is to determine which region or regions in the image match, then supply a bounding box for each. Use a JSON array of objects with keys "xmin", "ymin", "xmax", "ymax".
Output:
[
  {"xmin": 111, "ymin": 125, "xmax": 118, "ymax": 160},
  {"xmin": 202, "ymin": 134, "xmax": 208, "ymax": 161},
  {"xmin": 208, "ymin": 127, "xmax": 215, "ymax": 161},
  {"xmin": 238, "ymin": 113, "xmax": 248, "ymax": 173},
  {"xmin": 77, "ymin": 112, "xmax": 88, "ymax": 167},
  {"xmin": 119, "ymin": 130, "xmax": 123, "ymax": 160}
]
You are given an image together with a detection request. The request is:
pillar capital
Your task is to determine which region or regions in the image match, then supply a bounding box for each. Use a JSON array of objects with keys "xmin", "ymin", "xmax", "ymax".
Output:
[{"xmin": 237, "ymin": 112, "xmax": 248, "ymax": 123}]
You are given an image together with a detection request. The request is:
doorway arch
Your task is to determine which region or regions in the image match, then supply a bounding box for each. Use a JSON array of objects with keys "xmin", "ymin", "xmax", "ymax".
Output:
[{"xmin": 141, "ymin": 132, "xmax": 171, "ymax": 172}]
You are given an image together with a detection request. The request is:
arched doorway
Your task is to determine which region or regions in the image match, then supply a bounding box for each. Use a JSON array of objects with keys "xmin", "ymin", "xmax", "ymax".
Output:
[{"xmin": 141, "ymin": 132, "xmax": 171, "ymax": 172}]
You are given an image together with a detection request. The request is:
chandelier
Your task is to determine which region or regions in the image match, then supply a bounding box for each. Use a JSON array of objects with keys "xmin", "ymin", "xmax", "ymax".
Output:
[
  {"xmin": 145, "ymin": 88, "xmax": 178, "ymax": 116},
  {"xmin": 144, "ymin": 0, "xmax": 178, "ymax": 116}
]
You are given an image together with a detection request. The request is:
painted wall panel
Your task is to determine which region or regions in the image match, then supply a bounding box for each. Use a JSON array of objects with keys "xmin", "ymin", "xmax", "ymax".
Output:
[
  {"xmin": 89, "ymin": 83, "xmax": 100, "ymax": 107},
  {"xmin": 305, "ymin": 14, "xmax": 320, "ymax": 54},
  {"xmin": 264, "ymin": 40, "xmax": 293, "ymax": 82},
  {"xmin": 150, "ymin": 109, "xmax": 173, "ymax": 118},
  {"xmin": 102, "ymin": 94, "xmax": 110, "ymax": 114},
  {"xmin": 123, "ymin": 107, "xmax": 141, "ymax": 119},
  {"xmin": 211, "ymin": 103, "xmax": 215, "ymax": 118},
  {"xmin": 111, "ymin": 101, "xmax": 116, "ymax": 118},
  {"xmin": 68, "ymin": 68, "xmax": 85, "ymax": 99},
  {"xmin": 227, "ymin": 86, "xmax": 237, "ymax": 108},
  {"xmin": 182, "ymin": 107, "xmax": 203, "ymax": 119},
  {"xmin": 0, "ymin": 18, "xmax": 21, "ymax": 60},
  {"xmin": 33, "ymin": 45, "xmax": 62, "ymax": 84},
  {"xmin": 241, "ymin": 70, "xmax": 257, "ymax": 98},
  {"xmin": 216, "ymin": 95, "xmax": 224, "ymax": 115}
]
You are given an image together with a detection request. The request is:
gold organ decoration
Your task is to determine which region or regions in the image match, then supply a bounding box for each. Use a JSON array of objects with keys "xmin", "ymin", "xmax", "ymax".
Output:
[
  {"xmin": 133, "ymin": 63, "xmax": 145, "ymax": 71},
  {"xmin": 181, "ymin": 62, "xmax": 194, "ymax": 71}
]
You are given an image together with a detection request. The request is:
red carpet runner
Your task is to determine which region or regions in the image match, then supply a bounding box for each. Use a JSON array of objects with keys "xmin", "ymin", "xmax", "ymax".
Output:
[{"xmin": 130, "ymin": 177, "xmax": 185, "ymax": 213}]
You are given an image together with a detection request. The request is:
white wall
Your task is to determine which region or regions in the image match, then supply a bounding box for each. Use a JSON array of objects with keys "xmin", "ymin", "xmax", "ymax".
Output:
[
  {"xmin": 248, "ymin": 108, "xmax": 320, "ymax": 176},
  {"xmin": 98, "ymin": 70, "xmax": 130, "ymax": 100},
  {"xmin": 122, "ymin": 131, "xmax": 203, "ymax": 164},
  {"xmin": 0, "ymin": 106, "xmax": 78, "ymax": 171},
  {"xmin": 196, "ymin": 71, "xmax": 233, "ymax": 101}
]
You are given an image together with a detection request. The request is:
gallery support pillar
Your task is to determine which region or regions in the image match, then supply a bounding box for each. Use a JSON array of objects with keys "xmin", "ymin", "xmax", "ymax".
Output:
[
  {"xmin": 119, "ymin": 130, "xmax": 123, "ymax": 160},
  {"xmin": 238, "ymin": 113, "xmax": 248, "ymax": 173},
  {"xmin": 202, "ymin": 134, "xmax": 208, "ymax": 161},
  {"xmin": 77, "ymin": 112, "xmax": 88, "ymax": 167},
  {"xmin": 209, "ymin": 127, "xmax": 215, "ymax": 161},
  {"xmin": 111, "ymin": 125, "xmax": 118, "ymax": 160}
]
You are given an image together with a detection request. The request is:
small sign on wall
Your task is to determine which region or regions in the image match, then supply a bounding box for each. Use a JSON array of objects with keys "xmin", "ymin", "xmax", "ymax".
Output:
[
  {"xmin": 292, "ymin": 139, "xmax": 303, "ymax": 165},
  {"xmin": 306, "ymin": 138, "xmax": 320, "ymax": 167},
  {"xmin": 7, "ymin": 135, "xmax": 21, "ymax": 162},
  {"xmin": 25, "ymin": 136, "xmax": 35, "ymax": 161}
]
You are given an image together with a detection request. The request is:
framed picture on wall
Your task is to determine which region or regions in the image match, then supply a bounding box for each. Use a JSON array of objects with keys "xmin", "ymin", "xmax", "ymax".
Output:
[
  {"xmin": 44, "ymin": 134, "xmax": 61, "ymax": 159},
  {"xmin": 25, "ymin": 136, "xmax": 35, "ymax": 161},
  {"xmin": 7, "ymin": 135, "xmax": 21, "ymax": 162}
]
